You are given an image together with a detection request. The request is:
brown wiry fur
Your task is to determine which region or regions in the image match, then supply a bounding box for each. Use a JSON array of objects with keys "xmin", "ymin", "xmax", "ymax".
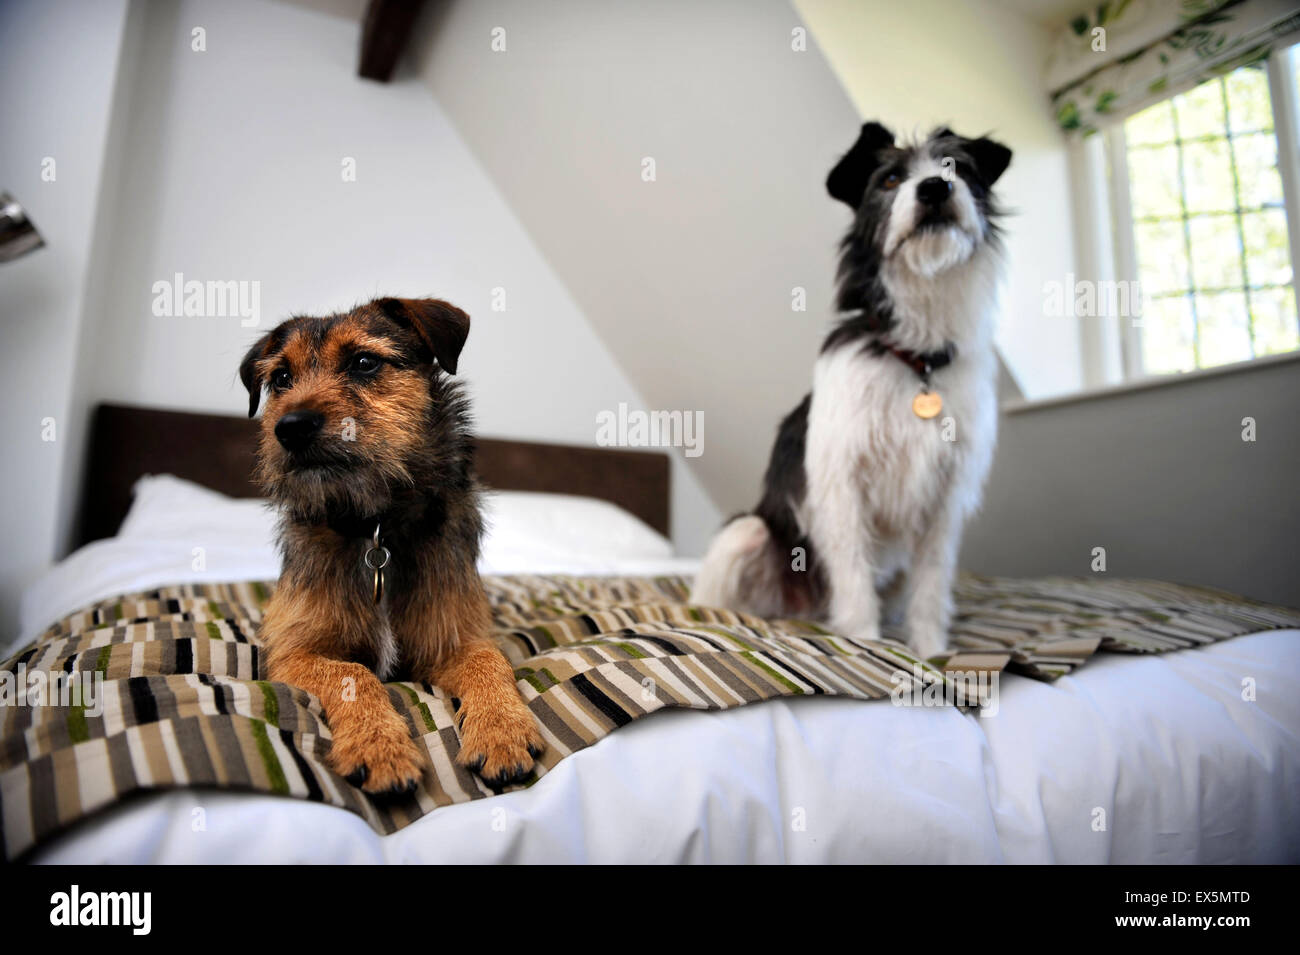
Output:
[{"xmin": 240, "ymin": 297, "xmax": 544, "ymax": 795}]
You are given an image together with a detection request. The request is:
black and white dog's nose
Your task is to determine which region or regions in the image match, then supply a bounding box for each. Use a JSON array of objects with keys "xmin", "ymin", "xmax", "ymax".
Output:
[
  {"xmin": 275, "ymin": 410, "xmax": 324, "ymax": 452},
  {"xmin": 916, "ymin": 176, "xmax": 952, "ymax": 207}
]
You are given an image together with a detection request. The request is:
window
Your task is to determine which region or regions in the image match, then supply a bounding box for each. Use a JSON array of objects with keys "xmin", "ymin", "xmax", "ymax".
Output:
[{"xmin": 1109, "ymin": 45, "xmax": 1300, "ymax": 378}]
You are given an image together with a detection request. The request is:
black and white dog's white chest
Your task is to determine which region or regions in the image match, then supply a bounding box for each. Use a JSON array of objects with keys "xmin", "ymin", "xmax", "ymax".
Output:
[{"xmin": 802, "ymin": 341, "xmax": 992, "ymax": 537}]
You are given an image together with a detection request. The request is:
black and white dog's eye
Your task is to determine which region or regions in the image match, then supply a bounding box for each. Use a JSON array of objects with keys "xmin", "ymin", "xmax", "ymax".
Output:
[
  {"xmin": 350, "ymin": 354, "xmax": 382, "ymax": 376},
  {"xmin": 882, "ymin": 173, "xmax": 902, "ymax": 190},
  {"xmin": 271, "ymin": 368, "xmax": 292, "ymax": 390}
]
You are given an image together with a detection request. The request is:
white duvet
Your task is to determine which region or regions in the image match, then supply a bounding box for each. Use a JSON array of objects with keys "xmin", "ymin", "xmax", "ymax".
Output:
[{"xmin": 13, "ymin": 480, "xmax": 1300, "ymax": 863}]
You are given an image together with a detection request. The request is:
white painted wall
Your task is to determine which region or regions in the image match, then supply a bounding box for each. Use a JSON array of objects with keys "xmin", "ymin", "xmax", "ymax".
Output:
[{"xmin": 0, "ymin": 0, "xmax": 131, "ymax": 634}]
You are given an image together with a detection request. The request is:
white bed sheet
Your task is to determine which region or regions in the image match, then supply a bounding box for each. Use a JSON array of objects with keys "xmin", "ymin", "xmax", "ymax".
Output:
[{"xmin": 16, "ymin": 537, "xmax": 1300, "ymax": 864}]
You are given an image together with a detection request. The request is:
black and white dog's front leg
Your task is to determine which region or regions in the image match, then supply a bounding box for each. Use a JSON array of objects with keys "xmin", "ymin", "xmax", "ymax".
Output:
[
  {"xmin": 804, "ymin": 444, "xmax": 883, "ymax": 643},
  {"xmin": 901, "ymin": 501, "xmax": 962, "ymax": 661}
]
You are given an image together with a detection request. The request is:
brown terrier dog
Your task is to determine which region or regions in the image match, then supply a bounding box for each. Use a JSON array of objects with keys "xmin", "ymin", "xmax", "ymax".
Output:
[{"xmin": 239, "ymin": 296, "xmax": 544, "ymax": 796}]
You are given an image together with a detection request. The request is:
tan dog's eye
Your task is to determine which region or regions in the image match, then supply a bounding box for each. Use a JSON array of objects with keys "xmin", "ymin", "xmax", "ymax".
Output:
[
  {"xmin": 882, "ymin": 172, "xmax": 902, "ymax": 190},
  {"xmin": 271, "ymin": 368, "xmax": 292, "ymax": 391},
  {"xmin": 349, "ymin": 354, "xmax": 383, "ymax": 377}
]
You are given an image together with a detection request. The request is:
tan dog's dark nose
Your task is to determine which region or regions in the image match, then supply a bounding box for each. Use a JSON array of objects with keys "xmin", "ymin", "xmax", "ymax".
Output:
[{"xmin": 275, "ymin": 410, "xmax": 324, "ymax": 452}]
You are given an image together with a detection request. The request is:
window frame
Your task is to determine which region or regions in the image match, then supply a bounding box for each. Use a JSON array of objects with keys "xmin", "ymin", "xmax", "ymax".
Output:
[{"xmin": 1103, "ymin": 42, "xmax": 1300, "ymax": 381}]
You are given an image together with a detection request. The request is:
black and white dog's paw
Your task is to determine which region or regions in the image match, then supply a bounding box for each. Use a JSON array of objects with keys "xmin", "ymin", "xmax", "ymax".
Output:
[
  {"xmin": 832, "ymin": 615, "xmax": 881, "ymax": 645},
  {"xmin": 907, "ymin": 628, "xmax": 949, "ymax": 663}
]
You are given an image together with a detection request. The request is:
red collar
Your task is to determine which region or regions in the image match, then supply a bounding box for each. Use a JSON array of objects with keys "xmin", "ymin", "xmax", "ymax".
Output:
[{"xmin": 869, "ymin": 340, "xmax": 956, "ymax": 382}]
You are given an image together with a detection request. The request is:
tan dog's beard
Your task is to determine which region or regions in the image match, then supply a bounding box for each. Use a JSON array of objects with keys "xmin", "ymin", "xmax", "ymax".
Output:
[{"xmin": 258, "ymin": 450, "xmax": 413, "ymax": 521}]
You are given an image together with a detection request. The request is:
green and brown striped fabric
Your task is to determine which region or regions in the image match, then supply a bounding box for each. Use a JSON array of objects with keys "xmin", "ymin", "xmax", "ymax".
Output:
[{"xmin": 2, "ymin": 573, "xmax": 1296, "ymax": 859}]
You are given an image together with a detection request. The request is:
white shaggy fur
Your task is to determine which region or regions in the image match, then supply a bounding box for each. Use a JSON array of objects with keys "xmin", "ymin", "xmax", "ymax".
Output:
[
  {"xmin": 695, "ymin": 515, "xmax": 787, "ymax": 620},
  {"xmin": 373, "ymin": 616, "xmax": 399, "ymax": 682},
  {"xmin": 693, "ymin": 150, "xmax": 1002, "ymax": 659},
  {"xmin": 803, "ymin": 249, "xmax": 999, "ymax": 657}
]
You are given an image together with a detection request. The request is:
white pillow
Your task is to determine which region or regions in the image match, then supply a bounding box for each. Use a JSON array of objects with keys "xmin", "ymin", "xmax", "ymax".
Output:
[
  {"xmin": 117, "ymin": 474, "xmax": 279, "ymax": 552},
  {"xmin": 479, "ymin": 491, "xmax": 673, "ymax": 570},
  {"xmin": 116, "ymin": 476, "xmax": 672, "ymax": 569}
]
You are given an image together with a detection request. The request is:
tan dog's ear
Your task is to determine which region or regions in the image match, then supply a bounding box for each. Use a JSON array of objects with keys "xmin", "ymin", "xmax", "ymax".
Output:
[
  {"xmin": 239, "ymin": 330, "xmax": 279, "ymax": 418},
  {"xmin": 376, "ymin": 297, "xmax": 471, "ymax": 374}
]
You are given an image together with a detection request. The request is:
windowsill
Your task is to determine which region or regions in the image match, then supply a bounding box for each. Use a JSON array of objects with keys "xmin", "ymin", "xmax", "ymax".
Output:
[{"xmin": 1000, "ymin": 349, "xmax": 1300, "ymax": 415}]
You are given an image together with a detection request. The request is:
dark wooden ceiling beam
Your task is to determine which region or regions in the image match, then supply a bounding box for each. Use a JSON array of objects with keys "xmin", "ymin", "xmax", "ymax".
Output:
[{"xmin": 358, "ymin": 0, "xmax": 426, "ymax": 82}]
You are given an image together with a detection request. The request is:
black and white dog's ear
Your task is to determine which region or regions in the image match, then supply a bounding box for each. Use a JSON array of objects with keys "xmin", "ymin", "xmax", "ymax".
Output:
[
  {"xmin": 963, "ymin": 136, "xmax": 1012, "ymax": 187},
  {"xmin": 826, "ymin": 121, "xmax": 895, "ymax": 208}
]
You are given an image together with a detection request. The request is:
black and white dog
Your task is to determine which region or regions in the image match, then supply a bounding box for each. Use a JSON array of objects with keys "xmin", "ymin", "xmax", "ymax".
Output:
[{"xmin": 692, "ymin": 122, "xmax": 1011, "ymax": 660}]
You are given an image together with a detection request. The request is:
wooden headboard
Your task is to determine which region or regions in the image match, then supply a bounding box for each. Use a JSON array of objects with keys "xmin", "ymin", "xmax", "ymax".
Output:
[{"xmin": 74, "ymin": 403, "xmax": 670, "ymax": 547}]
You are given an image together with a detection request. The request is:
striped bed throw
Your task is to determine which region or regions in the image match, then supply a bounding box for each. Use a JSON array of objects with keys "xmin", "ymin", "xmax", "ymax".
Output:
[{"xmin": 2, "ymin": 573, "xmax": 1297, "ymax": 859}]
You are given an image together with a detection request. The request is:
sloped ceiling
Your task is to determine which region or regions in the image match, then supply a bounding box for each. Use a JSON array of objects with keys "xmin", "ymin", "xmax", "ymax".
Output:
[{"xmin": 412, "ymin": 0, "xmax": 863, "ymax": 522}]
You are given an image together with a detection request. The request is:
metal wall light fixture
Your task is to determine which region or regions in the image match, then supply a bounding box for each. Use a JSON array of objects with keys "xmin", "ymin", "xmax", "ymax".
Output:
[{"xmin": 0, "ymin": 192, "xmax": 45, "ymax": 263}]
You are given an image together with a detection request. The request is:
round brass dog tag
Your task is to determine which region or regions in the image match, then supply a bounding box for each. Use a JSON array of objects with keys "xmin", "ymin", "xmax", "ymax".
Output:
[{"xmin": 912, "ymin": 391, "xmax": 942, "ymax": 419}]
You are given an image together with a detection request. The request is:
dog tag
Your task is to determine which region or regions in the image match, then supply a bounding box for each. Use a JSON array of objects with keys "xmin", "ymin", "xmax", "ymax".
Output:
[
  {"xmin": 366, "ymin": 523, "xmax": 391, "ymax": 604},
  {"xmin": 912, "ymin": 391, "xmax": 942, "ymax": 419}
]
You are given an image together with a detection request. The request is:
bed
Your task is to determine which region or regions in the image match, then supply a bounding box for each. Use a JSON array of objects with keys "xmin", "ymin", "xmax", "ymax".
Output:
[{"xmin": 3, "ymin": 403, "xmax": 1298, "ymax": 863}]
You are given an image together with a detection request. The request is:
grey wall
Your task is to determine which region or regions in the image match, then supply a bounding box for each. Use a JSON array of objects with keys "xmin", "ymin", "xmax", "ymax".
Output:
[{"xmin": 961, "ymin": 356, "xmax": 1300, "ymax": 608}]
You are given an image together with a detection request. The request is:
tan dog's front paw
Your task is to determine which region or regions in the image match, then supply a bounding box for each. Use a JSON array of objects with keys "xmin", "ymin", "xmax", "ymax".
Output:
[
  {"xmin": 330, "ymin": 710, "xmax": 426, "ymax": 798},
  {"xmin": 455, "ymin": 697, "xmax": 545, "ymax": 789}
]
